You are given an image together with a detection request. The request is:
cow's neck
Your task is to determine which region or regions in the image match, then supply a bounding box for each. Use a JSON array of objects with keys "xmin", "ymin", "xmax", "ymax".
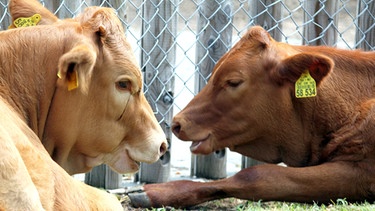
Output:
[
  {"xmin": 296, "ymin": 46, "xmax": 375, "ymax": 164},
  {"xmin": 0, "ymin": 27, "xmax": 74, "ymax": 139}
]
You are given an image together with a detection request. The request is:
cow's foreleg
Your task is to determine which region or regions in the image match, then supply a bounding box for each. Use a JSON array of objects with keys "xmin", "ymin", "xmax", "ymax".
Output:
[{"xmin": 130, "ymin": 161, "xmax": 372, "ymax": 208}]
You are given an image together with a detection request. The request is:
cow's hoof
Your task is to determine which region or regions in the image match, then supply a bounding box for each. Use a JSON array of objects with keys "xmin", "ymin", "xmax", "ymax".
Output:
[{"xmin": 128, "ymin": 192, "xmax": 152, "ymax": 208}]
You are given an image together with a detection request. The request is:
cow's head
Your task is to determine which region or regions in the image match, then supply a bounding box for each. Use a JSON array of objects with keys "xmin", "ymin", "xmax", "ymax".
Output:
[
  {"xmin": 9, "ymin": 0, "xmax": 167, "ymax": 174},
  {"xmin": 172, "ymin": 26, "xmax": 333, "ymax": 161}
]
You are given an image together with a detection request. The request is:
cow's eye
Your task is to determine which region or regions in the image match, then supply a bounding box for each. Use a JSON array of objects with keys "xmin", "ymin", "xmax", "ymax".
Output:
[
  {"xmin": 116, "ymin": 80, "xmax": 131, "ymax": 91},
  {"xmin": 227, "ymin": 79, "xmax": 243, "ymax": 88}
]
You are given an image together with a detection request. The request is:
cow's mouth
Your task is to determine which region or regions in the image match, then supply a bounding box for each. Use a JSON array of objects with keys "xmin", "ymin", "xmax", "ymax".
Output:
[
  {"xmin": 190, "ymin": 135, "xmax": 211, "ymax": 154},
  {"xmin": 125, "ymin": 150, "xmax": 141, "ymax": 171},
  {"xmin": 102, "ymin": 149, "xmax": 141, "ymax": 174}
]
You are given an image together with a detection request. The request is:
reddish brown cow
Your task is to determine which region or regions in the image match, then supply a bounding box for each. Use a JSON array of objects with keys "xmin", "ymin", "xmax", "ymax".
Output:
[{"xmin": 129, "ymin": 26, "xmax": 375, "ymax": 208}]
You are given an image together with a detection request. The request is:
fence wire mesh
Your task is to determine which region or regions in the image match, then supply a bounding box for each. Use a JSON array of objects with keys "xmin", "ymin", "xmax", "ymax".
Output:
[{"xmin": 1, "ymin": 1, "xmax": 375, "ymax": 179}]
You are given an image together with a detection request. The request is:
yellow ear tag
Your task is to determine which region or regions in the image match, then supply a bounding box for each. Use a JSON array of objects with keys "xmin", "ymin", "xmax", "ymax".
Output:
[
  {"xmin": 13, "ymin": 14, "xmax": 41, "ymax": 28},
  {"xmin": 57, "ymin": 70, "xmax": 62, "ymax": 79},
  {"xmin": 295, "ymin": 70, "xmax": 317, "ymax": 98},
  {"xmin": 67, "ymin": 71, "xmax": 79, "ymax": 91}
]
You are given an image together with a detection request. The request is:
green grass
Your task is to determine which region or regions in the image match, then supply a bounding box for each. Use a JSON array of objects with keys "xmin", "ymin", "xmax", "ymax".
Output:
[
  {"xmin": 139, "ymin": 199, "xmax": 375, "ymax": 211},
  {"xmin": 235, "ymin": 200, "xmax": 375, "ymax": 211}
]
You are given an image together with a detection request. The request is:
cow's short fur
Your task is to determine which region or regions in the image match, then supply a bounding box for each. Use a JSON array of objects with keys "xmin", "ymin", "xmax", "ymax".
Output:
[
  {"xmin": 0, "ymin": 0, "xmax": 167, "ymax": 210},
  {"xmin": 0, "ymin": 98, "xmax": 122, "ymax": 210},
  {"xmin": 129, "ymin": 26, "xmax": 375, "ymax": 208}
]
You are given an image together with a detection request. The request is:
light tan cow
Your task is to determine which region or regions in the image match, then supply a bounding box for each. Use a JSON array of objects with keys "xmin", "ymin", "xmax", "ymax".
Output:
[
  {"xmin": 0, "ymin": 0, "xmax": 167, "ymax": 210},
  {"xmin": 7, "ymin": 0, "xmax": 168, "ymax": 175},
  {"xmin": 1, "ymin": 99, "xmax": 123, "ymax": 210},
  {"xmin": 130, "ymin": 26, "xmax": 375, "ymax": 208}
]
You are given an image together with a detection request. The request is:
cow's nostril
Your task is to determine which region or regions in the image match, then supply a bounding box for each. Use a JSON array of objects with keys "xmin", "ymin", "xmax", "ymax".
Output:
[
  {"xmin": 172, "ymin": 122, "xmax": 181, "ymax": 136},
  {"xmin": 160, "ymin": 142, "xmax": 168, "ymax": 155}
]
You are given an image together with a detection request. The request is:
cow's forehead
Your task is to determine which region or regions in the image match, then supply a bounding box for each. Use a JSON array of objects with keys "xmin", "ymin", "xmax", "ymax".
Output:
[
  {"xmin": 80, "ymin": 7, "xmax": 143, "ymax": 88},
  {"xmin": 103, "ymin": 43, "xmax": 142, "ymax": 90},
  {"xmin": 211, "ymin": 43, "xmax": 251, "ymax": 85}
]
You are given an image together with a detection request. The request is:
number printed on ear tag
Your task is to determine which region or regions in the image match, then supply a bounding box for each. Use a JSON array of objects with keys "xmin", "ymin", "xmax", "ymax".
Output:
[
  {"xmin": 295, "ymin": 70, "xmax": 317, "ymax": 98},
  {"xmin": 13, "ymin": 14, "xmax": 42, "ymax": 28}
]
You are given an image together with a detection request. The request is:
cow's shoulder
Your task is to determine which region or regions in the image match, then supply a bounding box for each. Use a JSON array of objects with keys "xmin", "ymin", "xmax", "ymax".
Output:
[{"xmin": 0, "ymin": 97, "xmax": 54, "ymax": 210}]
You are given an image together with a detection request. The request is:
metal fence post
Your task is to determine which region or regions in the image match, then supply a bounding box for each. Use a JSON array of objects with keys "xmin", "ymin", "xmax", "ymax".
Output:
[
  {"xmin": 191, "ymin": 0, "xmax": 233, "ymax": 180},
  {"xmin": 0, "ymin": 0, "xmax": 10, "ymax": 30},
  {"xmin": 84, "ymin": 164, "xmax": 121, "ymax": 189},
  {"xmin": 303, "ymin": 0, "xmax": 338, "ymax": 46},
  {"xmin": 356, "ymin": 1, "xmax": 375, "ymax": 50},
  {"xmin": 249, "ymin": 0, "xmax": 283, "ymax": 41},
  {"xmin": 137, "ymin": 0, "xmax": 177, "ymax": 183}
]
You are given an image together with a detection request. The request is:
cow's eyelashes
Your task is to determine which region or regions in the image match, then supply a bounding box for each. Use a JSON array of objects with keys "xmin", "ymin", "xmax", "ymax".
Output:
[
  {"xmin": 226, "ymin": 79, "xmax": 243, "ymax": 88},
  {"xmin": 116, "ymin": 80, "xmax": 132, "ymax": 91}
]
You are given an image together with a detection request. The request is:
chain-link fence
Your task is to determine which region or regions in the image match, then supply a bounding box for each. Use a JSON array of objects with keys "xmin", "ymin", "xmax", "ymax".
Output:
[
  {"xmin": 1, "ymin": 0, "xmax": 375, "ymax": 183},
  {"xmin": 1, "ymin": 0, "xmax": 373, "ymax": 114}
]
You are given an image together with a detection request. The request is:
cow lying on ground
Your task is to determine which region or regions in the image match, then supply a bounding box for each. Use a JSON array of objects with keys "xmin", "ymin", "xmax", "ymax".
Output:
[
  {"xmin": 129, "ymin": 26, "xmax": 375, "ymax": 208},
  {"xmin": 1, "ymin": 0, "xmax": 167, "ymax": 210}
]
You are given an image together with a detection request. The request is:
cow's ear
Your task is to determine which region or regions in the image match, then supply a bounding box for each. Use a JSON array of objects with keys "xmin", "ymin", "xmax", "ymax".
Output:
[
  {"xmin": 57, "ymin": 45, "xmax": 96, "ymax": 93},
  {"xmin": 246, "ymin": 26, "xmax": 271, "ymax": 48},
  {"xmin": 271, "ymin": 52, "xmax": 334, "ymax": 86},
  {"xmin": 78, "ymin": 7, "xmax": 124, "ymax": 42},
  {"xmin": 8, "ymin": 0, "xmax": 59, "ymax": 28}
]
